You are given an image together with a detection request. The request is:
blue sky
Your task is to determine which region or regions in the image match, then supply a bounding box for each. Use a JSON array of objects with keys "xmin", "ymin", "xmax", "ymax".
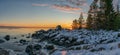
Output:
[{"xmin": 0, "ymin": 0, "xmax": 118, "ymax": 28}]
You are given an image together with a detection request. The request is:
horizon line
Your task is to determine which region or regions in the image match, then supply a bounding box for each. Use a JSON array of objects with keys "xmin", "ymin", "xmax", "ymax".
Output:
[
  {"xmin": 0, "ymin": 25, "xmax": 71, "ymax": 29},
  {"xmin": 0, "ymin": 25, "xmax": 55, "ymax": 29}
]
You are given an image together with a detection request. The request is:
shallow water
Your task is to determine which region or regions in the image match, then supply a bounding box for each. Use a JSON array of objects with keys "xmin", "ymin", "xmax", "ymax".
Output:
[
  {"xmin": 0, "ymin": 28, "xmax": 49, "ymax": 37},
  {"xmin": 0, "ymin": 28, "xmax": 51, "ymax": 54}
]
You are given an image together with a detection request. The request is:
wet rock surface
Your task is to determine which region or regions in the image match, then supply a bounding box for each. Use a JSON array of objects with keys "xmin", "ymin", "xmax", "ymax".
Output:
[
  {"xmin": 0, "ymin": 39, "xmax": 5, "ymax": 43},
  {"xmin": 4, "ymin": 35, "xmax": 10, "ymax": 41}
]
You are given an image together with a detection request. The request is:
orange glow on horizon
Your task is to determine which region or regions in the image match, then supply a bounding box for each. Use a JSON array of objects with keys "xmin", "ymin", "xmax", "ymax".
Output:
[{"xmin": 0, "ymin": 23, "xmax": 71, "ymax": 29}]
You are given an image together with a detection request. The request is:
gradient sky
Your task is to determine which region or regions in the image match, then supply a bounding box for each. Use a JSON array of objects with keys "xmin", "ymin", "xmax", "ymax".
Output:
[{"xmin": 0, "ymin": 0, "xmax": 119, "ymax": 28}]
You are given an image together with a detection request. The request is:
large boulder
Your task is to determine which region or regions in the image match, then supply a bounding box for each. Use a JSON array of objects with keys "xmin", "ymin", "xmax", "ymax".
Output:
[
  {"xmin": 25, "ymin": 45, "xmax": 35, "ymax": 55},
  {"xmin": 55, "ymin": 25, "xmax": 62, "ymax": 31}
]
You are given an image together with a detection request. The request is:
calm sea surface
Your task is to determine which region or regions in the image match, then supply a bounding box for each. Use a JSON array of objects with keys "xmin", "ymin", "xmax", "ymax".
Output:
[{"xmin": 0, "ymin": 28, "xmax": 50, "ymax": 37}]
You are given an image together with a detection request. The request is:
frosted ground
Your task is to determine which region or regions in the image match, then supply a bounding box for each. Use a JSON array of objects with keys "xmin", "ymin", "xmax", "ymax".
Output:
[{"xmin": 0, "ymin": 28, "xmax": 120, "ymax": 55}]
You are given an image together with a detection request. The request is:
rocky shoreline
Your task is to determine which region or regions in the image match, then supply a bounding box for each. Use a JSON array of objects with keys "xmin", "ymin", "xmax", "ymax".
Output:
[{"xmin": 1, "ymin": 25, "xmax": 120, "ymax": 55}]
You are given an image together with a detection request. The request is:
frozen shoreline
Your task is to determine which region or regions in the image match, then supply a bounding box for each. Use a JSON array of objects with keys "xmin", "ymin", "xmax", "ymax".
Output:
[{"xmin": 0, "ymin": 26, "xmax": 120, "ymax": 55}]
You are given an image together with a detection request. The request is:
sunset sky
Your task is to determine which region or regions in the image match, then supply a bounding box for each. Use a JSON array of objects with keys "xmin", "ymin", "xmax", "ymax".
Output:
[{"xmin": 0, "ymin": 0, "xmax": 119, "ymax": 28}]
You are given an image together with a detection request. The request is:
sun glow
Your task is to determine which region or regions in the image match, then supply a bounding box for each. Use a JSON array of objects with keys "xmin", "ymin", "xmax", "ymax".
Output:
[{"xmin": 0, "ymin": 23, "xmax": 71, "ymax": 29}]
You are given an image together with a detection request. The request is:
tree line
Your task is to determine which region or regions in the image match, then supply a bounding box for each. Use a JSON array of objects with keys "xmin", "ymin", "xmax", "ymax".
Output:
[{"xmin": 72, "ymin": 0, "xmax": 120, "ymax": 30}]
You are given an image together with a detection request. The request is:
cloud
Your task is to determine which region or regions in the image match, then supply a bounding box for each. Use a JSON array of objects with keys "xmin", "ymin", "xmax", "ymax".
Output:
[
  {"xmin": 32, "ymin": 3, "xmax": 81, "ymax": 14},
  {"xmin": 52, "ymin": 0, "xmax": 87, "ymax": 6},
  {"xmin": 66, "ymin": 0, "xmax": 87, "ymax": 6},
  {"xmin": 51, "ymin": 0, "xmax": 87, "ymax": 14},
  {"xmin": 32, "ymin": 3, "xmax": 49, "ymax": 7},
  {"xmin": 32, "ymin": 0, "xmax": 87, "ymax": 14},
  {"xmin": 52, "ymin": 4, "xmax": 81, "ymax": 11}
]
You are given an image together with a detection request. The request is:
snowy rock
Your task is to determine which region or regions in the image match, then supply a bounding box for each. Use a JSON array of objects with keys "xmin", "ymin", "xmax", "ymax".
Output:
[
  {"xmin": 30, "ymin": 29, "xmax": 120, "ymax": 55},
  {"xmin": 25, "ymin": 44, "xmax": 44, "ymax": 55},
  {"xmin": 82, "ymin": 45, "xmax": 91, "ymax": 50},
  {"xmin": 25, "ymin": 45, "xmax": 34, "ymax": 55},
  {"xmin": 106, "ymin": 39, "xmax": 116, "ymax": 43},
  {"xmin": 99, "ymin": 39, "xmax": 107, "ymax": 44},
  {"xmin": 45, "ymin": 44, "xmax": 55, "ymax": 50},
  {"xmin": 0, "ymin": 48, "xmax": 9, "ymax": 55},
  {"xmin": 34, "ymin": 44, "xmax": 42, "ymax": 50},
  {"xmin": 49, "ymin": 32, "xmax": 59, "ymax": 38}
]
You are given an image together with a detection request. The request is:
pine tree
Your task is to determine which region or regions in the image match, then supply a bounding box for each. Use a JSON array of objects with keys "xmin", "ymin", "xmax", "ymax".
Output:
[
  {"xmin": 114, "ymin": 2, "xmax": 120, "ymax": 30},
  {"xmin": 86, "ymin": 0, "xmax": 119, "ymax": 30},
  {"xmin": 87, "ymin": 0, "xmax": 99, "ymax": 30},
  {"xmin": 87, "ymin": 14, "xmax": 92, "ymax": 29},
  {"xmin": 104, "ymin": 0, "xmax": 115, "ymax": 30},
  {"xmin": 72, "ymin": 19, "xmax": 78, "ymax": 29},
  {"xmin": 78, "ymin": 12, "xmax": 83, "ymax": 29},
  {"xmin": 99, "ymin": 0, "xmax": 106, "ymax": 29}
]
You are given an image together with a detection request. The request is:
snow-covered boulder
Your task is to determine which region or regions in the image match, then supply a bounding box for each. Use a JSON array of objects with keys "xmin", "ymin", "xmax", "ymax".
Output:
[
  {"xmin": 25, "ymin": 45, "xmax": 34, "ymax": 55},
  {"xmin": 45, "ymin": 44, "xmax": 55, "ymax": 50}
]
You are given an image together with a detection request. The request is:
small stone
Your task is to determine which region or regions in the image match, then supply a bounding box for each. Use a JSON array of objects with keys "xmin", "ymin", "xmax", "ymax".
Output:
[
  {"xmin": 0, "ymin": 39, "xmax": 5, "ymax": 43},
  {"xmin": 19, "ymin": 39, "xmax": 27, "ymax": 45}
]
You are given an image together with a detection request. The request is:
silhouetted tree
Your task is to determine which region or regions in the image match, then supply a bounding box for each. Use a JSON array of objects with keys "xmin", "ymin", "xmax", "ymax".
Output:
[
  {"xmin": 114, "ymin": 3, "xmax": 120, "ymax": 30},
  {"xmin": 87, "ymin": 0, "xmax": 119, "ymax": 30},
  {"xmin": 104, "ymin": 0, "xmax": 115, "ymax": 30},
  {"xmin": 114, "ymin": 14, "xmax": 120, "ymax": 30},
  {"xmin": 87, "ymin": 0, "xmax": 99, "ymax": 30},
  {"xmin": 72, "ymin": 19, "xmax": 78, "ymax": 29},
  {"xmin": 87, "ymin": 14, "xmax": 92, "ymax": 29},
  {"xmin": 78, "ymin": 12, "xmax": 83, "ymax": 29}
]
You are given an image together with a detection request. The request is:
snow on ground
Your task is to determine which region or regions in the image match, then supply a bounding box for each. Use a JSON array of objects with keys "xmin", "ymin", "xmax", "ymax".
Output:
[
  {"xmin": 52, "ymin": 48, "xmax": 120, "ymax": 55},
  {"xmin": 1, "ymin": 28, "xmax": 120, "ymax": 55}
]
